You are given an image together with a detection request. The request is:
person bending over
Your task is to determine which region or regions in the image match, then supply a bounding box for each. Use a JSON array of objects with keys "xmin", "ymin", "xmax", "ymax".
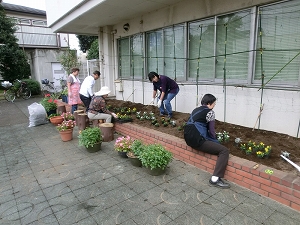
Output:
[{"xmin": 148, "ymin": 72, "xmax": 179, "ymax": 119}]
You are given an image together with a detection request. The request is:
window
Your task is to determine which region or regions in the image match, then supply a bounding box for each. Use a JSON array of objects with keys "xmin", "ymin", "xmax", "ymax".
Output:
[
  {"xmin": 216, "ymin": 10, "xmax": 251, "ymax": 80},
  {"xmin": 146, "ymin": 30, "xmax": 164, "ymax": 75},
  {"xmin": 254, "ymin": 0, "xmax": 300, "ymax": 84},
  {"xmin": 163, "ymin": 25, "xmax": 186, "ymax": 80},
  {"xmin": 131, "ymin": 34, "xmax": 143, "ymax": 78},
  {"xmin": 32, "ymin": 20, "xmax": 47, "ymax": 27},
  {"xmin": 118, "ymin": 37, "xmax": 130, "ymax": 78},
  {"xmin": 188, "ymin": 18, "xmax": 215, "ymax": 81},
  {"xmin": 19, "ymin": 18, "xmax": 31, "ymax": 25}
]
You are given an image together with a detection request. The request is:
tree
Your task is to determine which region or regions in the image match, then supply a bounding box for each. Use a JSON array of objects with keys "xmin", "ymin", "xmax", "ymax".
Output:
[
  {"xmin": 76, "ymin": 35, "xmax": 97, "ymax": 53},
  {"xmin": 57, "ymin": 48, "xmax": 81, "ymax": 75},
  {"xmin": 86, "ymin": 39, "xmax": 99, "ymax": 60},
  {"xmin": 0, "ymin": 4, "xmax": 30, "ymax": 82}
]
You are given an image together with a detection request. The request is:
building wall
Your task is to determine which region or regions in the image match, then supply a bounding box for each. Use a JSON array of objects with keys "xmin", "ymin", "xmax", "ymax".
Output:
[
  {"xmin": 114, "ymin": 80, "xmax": 300, "ymax": 137},
  {"xmin": 26, "ymin": 49, "xmax": 64, "ymax": 87},
  {"xmin": 103, "ymin": 0, "xmax": 300, "ymax": 137}
]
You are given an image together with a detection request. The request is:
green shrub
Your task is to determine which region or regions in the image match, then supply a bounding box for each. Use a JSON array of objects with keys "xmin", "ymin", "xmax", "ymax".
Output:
[
  {"xmin": 131, "ymin": 139, "xmax": 145, "ymax": 157},
  {"xmin": 139, "ymin": 143, "xmax": 173, "ymax": 170},
  {"xmin": 23, "ymin": 79, "xmax": 41, "ymax": 95}
]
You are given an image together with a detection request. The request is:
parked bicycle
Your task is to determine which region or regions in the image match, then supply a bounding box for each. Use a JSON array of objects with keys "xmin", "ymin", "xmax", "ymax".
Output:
[
  {"xmin": 41, "ymin": 79, "xmax": 57, "ymax": 95},
  {"xmin": 1, "ymin": 80, "xmax": 31, "ymax": 102}
]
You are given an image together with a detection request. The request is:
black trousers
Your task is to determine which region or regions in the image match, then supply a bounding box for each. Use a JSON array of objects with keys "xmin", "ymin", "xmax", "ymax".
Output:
[
  {"xmin": 194, "ymin": 141, "xmax": 229, "ymax": 178},
  {"xmin": 80, "ymin": 94, "xmax": 91, "ymax": 111}
]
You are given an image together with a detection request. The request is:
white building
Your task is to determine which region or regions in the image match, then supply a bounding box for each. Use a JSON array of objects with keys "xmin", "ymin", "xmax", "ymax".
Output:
[{"xmin": 45, "ymin": 0, "xmax": 300, "ymax": 137}]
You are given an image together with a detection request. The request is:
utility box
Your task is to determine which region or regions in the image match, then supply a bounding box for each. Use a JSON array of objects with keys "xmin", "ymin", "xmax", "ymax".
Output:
[{"xmin": 114, "ymin": 80, "xmax": 123, "ymax": 92}]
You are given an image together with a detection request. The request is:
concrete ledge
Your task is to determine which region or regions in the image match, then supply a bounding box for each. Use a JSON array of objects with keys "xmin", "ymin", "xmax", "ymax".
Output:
[{"xmin": 115, "ymin": 122, "xmax": 300, "ymax": 212}]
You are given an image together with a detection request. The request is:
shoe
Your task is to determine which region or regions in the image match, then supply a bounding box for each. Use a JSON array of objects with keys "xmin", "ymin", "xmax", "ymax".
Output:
[
  {"xmin": 209, "ymin": 178, "xmax": 230, "ymax": 189},
  {"xmin": 167, "ymin": 114, "xmax": 172, "ymax": 119}
]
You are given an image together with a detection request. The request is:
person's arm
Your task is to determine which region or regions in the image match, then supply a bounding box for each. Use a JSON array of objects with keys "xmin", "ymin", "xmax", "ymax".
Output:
[
  {"xmin": 208, "ymin": 121, "xmax": 216, "ymax": 139},
  {"xmin": 67, "ymin": 76, "xmax": 72, "ymax": 97},
  {"xmin": 206, "ymin": 110, "xmax": 217, "ymax": 139}
]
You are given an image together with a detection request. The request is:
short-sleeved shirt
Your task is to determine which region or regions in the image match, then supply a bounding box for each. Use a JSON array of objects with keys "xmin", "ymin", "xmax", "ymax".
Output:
[{"xmin": 153, "ymin": 75, "xmax": 179, "ymax": 94}]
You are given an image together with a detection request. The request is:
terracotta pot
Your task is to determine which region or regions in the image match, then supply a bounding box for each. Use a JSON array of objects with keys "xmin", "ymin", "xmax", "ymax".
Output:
[
  {"xmin": 59, "ymin": 129, "xmax": 73, "ymax": 141},
  {"xmin": 50, "ymin": 116, "xmax": 64, "ymax": 126}
]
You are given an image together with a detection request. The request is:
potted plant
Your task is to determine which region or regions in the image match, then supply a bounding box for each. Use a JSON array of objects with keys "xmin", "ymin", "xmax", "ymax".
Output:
[
  {"xmin": 40, "ymin": 93, "xmax": 58, "ymax": 116},
  {"xmin": 61, "ymin": 112, "xmax": 75, "ymax": 121},
  {"xmin": 78, "ymin": 127, "xmax": 102, "ymax": 153},
  {"xmin": 49, "ymin": 113, "xmax": 64, "ymax": 126},
  {"xmin": 56, "ymin": 120, "xmax": 76, "ymax": 141},
  {"xmin": 114, "ymin": 136, "xmax": 134, "ymax": 158},
  {"xmin": 139, "ymin": 143, "xmax": 173, "ymax": 176},
  {"xmin": 60, "ymin": 87, "xmax": 68, "ymax": 103},
  {"xmin": 127, "ymin": 139, "xmax": 145, "ymax": 167}
]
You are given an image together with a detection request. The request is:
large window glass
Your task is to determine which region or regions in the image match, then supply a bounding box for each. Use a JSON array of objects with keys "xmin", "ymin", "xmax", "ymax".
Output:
[
  {"xmin": 216, "ymin": 10, "xmax": 251, "ymax": 80},
  {"xmin": 163, "ymin": 25, "xmax": 186, "ymax": 80},
  {"xmin": 255, "ymin": 0, "xmax": 300, "ymax": 84},
  {"xmin": 188, "ymin": 18, "xmax": 215, "ymax": 80},
  {"xmin": 131, "ymin": 34, "xmax": 144, "ymax": 78},
  {"xmin": 146, "ymin": 30, "xmax": 163, "ymax": 75},
  {"xmin": 118, "ymin": 37, "xmax": 130, "ymax": 78}
]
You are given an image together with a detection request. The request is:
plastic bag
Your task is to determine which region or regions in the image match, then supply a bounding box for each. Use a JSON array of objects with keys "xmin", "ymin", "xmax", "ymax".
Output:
[{"xmin": 28, "ymin": 102, "xmax": 48, "ymax": 127}]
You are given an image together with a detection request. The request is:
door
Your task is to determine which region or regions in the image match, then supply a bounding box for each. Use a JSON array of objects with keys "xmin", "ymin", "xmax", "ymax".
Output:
[{"xmin": 51, "ymin": 62, "xmax": 67, "ymax": 91}]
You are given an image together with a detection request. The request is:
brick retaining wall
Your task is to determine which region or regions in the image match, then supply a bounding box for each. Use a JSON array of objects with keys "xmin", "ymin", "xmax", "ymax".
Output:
[{"xmin": 114, "ymin": 122, "xmax": 300, "ymax": 212}]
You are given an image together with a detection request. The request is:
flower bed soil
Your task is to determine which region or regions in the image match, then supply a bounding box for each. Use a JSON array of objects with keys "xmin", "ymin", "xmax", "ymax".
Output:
[{"xmin": 107, "ymin": 99, "xmax": 300, "ymax": 175}]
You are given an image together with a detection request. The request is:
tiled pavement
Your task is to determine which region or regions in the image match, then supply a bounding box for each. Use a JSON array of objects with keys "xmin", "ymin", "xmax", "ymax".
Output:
[{"xmin": 1, "ymin": 97, "xmax": 300, "ymax": 225}]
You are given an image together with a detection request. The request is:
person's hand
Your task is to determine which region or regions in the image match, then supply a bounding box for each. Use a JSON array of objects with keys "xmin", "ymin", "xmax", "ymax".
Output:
[
  {"xmin": 157, "ymin": 99, "xmax": 162, "ymax": 108},
  {"xmin": 150, "ymin": 98, "xmax": 155, "ymax": 105},
  {"xmin": 112, "ymin": 113, "xmax": 117, "ymax": 118}
]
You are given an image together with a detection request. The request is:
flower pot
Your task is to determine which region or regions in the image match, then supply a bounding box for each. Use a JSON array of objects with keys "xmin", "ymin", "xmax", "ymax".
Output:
[
  {"xmin": 59, "ymin": 129, "xmax": 73, "ymax": 141},
  {"xmin": 145, "ymin": 167, "xmax": 166, "ymax": 176},
  {"xmin": 127, "ymin": 152, "xmax": 142, "ymax": 167},
  {"xmin": 61, "ymin": 95, "xmax": 68, "ymax": 103},
  {"xmin": 118, "ymin": 151, "xmax": 128, "ymax": 158},
  {"xmin": 47, "ymin": 109, "xmax": 57, "ymax": 117},
  {"xmin": 86, "ymin": 142, "xmax": 101, "ymax": 153},
  {"xmin": 50, "ymin": 116, "xmax": 64, "ymax": 126}
]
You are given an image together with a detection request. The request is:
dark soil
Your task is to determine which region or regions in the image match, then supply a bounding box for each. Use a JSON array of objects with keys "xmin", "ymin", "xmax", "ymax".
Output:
[{"xmin": 107, "ymin": 99, "xmax": 300, "ymax": 175}]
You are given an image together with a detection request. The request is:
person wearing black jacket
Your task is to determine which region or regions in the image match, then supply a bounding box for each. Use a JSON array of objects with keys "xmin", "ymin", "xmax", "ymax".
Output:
[{"xmin": 184, "ymin": 94, "xmax": 230, "ymax": 189}]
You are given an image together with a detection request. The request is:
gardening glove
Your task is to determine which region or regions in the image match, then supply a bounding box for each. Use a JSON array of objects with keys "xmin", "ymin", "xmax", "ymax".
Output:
[
  {"xmin": 112, "ymin": 113, "xmax": 117, "ymax": 118},
  {"xmin": 157, "ymin": 99, "xmax": 162, "ymax": 108},
  {"xmin": 150, "ymin": 98, "xmax": 155, "ymax": 105}
]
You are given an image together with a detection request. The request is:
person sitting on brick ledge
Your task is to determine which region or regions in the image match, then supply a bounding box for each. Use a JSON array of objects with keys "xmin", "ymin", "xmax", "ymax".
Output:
[{"xmin": 184, "ymin": 93, "xmax": 230, "ymax": 189}]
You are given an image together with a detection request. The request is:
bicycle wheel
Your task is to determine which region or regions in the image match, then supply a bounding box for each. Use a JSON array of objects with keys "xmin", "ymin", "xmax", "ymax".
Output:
[
  {"xmin": 4, "ymin": 89, "xmax": 16, "ymax": 102},
  {"xmin": 21, "ymin": 88, "xmax": 31, "ymax": 99}
]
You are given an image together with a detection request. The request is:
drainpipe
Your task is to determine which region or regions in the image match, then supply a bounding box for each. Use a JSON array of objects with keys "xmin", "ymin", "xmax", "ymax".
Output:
[{"xmin": 98, "ymin": 27, "xmax": 104, "ymax": 87}]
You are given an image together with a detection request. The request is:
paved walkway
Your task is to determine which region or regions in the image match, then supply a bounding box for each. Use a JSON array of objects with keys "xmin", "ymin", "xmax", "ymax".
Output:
[{"xmin": 0, "ymin": 97, "xmax": 300, "ymax": 225}]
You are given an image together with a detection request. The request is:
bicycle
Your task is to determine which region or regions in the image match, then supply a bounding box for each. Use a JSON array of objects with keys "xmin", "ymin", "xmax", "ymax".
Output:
[
  {"xmin": 41, "ymin": 79, "xmax": 58, "ymax": 95},
  {"xmin": 2, "ymin": 80, "xmax": 31, "ymax": 102}
]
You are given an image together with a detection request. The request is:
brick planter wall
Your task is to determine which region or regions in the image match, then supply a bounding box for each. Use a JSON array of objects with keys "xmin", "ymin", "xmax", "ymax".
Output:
[{"xmin": 115, "ymin": 122, "xmax": 300, "ymax": 212}]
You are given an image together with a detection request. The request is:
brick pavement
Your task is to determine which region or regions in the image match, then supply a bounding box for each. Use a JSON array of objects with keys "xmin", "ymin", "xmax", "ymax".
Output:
[{"xmin": 0, "ymin": 98, "xmax": 300, "ymax": 225}]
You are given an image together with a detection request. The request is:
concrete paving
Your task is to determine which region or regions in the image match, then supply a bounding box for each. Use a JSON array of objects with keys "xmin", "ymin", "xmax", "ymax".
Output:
[{"xmin": 1, "ymin": 97, "xmax": 300, "ymax": 225}]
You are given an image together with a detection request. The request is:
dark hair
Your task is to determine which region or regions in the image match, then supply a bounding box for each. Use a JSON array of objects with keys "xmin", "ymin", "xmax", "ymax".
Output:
[
  {"xmin": 201, "ymin": 94, "xmax": 216, "ymax": 105},
  {"xmin": 93, "ymin": 70, "xmax": 100, "ymax": 76},
  {"xmin": 71, "ymin": 67, "xmax": 80, "ymax": 73},
  {"xmin": 148, "ymin": 71, "xmax": 159, "ymax": 82}
]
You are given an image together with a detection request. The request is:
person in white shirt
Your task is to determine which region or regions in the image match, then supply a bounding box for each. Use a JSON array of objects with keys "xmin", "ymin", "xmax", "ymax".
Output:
[{"xmin": 79, "ymin": 71, "xmax": 100, "ymax": 112}]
